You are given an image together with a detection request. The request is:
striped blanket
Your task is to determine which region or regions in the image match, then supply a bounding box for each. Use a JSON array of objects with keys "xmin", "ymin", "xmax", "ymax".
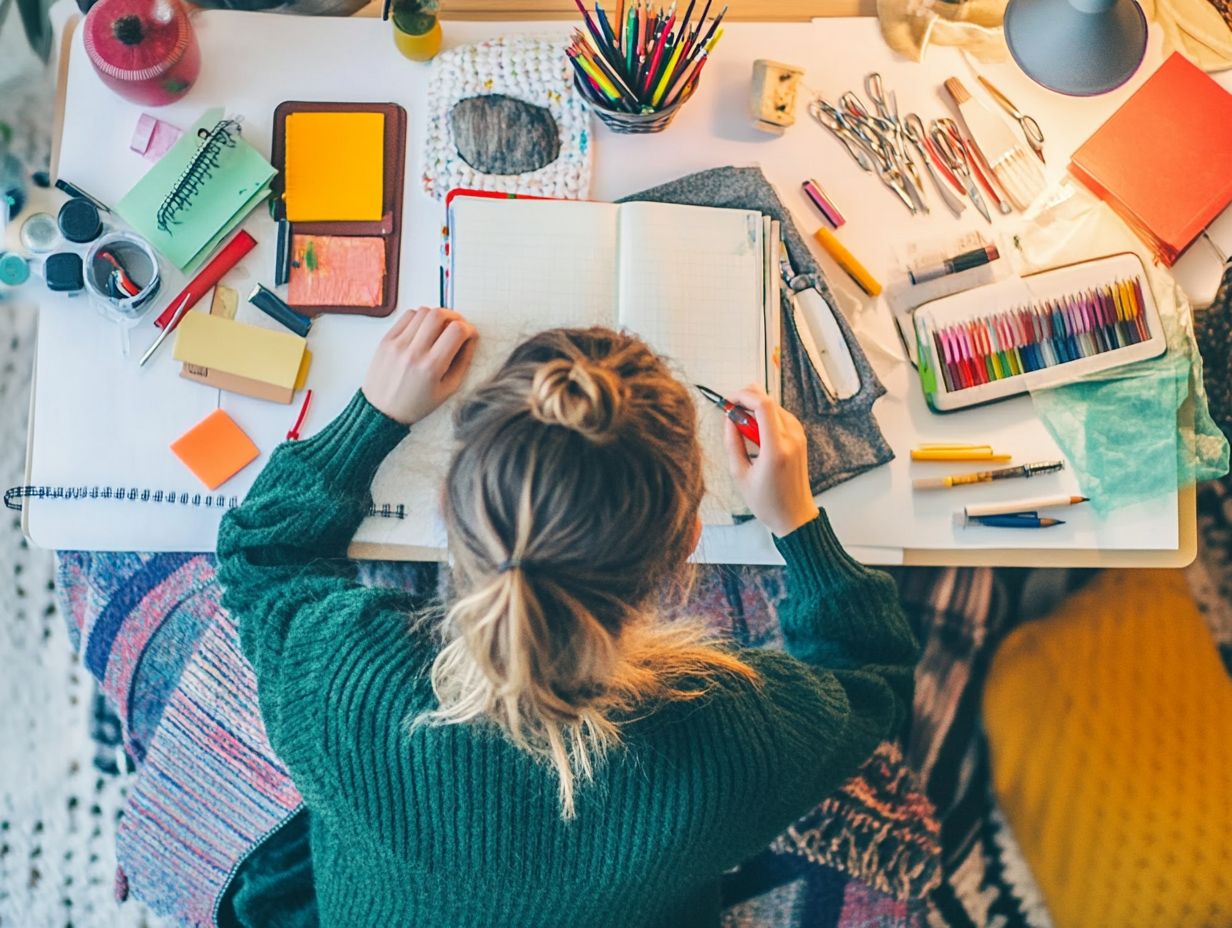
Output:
[{"xmin": 59, "ymin": 554, "xmax": 1023, "ymax": 928}]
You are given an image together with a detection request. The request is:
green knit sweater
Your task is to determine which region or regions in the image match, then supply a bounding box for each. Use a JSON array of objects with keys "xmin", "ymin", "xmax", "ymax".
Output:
[{"xmin": 216, "ymin": 390, "xmax": 920, "ymax": 928}]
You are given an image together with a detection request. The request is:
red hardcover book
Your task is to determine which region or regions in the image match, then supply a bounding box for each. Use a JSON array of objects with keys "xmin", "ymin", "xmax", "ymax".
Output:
[{"xmin": 1069, "ymin": 53, "xmax": 1232, "ymax": 266}]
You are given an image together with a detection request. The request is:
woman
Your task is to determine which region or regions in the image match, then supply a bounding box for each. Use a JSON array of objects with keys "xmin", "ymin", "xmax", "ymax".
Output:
[{"xmin": 216, "ymin": 306, "xmax": 920, "ymax": 927}]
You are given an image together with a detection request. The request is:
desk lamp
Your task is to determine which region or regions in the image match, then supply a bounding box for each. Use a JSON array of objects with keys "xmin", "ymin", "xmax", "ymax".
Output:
[{"xmin": 1003, "ymin": 0, "xmax": 1148, "ymax": 95}]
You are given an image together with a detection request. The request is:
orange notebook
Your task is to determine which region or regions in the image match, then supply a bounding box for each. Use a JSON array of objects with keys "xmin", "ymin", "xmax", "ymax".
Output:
[{"xmin": 1069, "ymin": 53, "xmax": 1232, "ymax": 266}]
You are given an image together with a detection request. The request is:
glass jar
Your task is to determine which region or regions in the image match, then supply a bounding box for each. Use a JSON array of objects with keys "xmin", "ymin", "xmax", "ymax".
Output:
[
  {"xmin": 83, "ymin": 0, "xmax": 200, "ymax": 106},
  {"xmin": 391, "ymin": 3, "xmax": 442, "ymax": 62}
]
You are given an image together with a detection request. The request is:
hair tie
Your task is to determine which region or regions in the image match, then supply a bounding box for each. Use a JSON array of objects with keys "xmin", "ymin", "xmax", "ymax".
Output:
[{"xmin": 497, "ymin": 557, "xmax": 525, "ymax": 573}]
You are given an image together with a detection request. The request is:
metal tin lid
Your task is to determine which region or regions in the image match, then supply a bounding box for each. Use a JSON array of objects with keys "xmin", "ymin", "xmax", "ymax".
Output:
[
  {"xmin": 59, "ymin": 197, "xmax": 103, "ymax": 244},
  {"xmin": 20, "ymin": 212, "xmax": 61, "ymax": 253},
  {"xmin": 0, "ymin": 252, "xmax": 31, "ymax": 286}
]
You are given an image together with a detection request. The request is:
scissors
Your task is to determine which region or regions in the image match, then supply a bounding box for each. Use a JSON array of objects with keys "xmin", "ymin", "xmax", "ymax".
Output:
[
  {"xmin": 864, "ymin": 72, "xmax": 897, "ymax": 124},
  {"xmin": 860, "ymin": 74, "xmax": 929, "ymax": 210},
  {"xmin": 976, "ymin": 75, "xmax": 1045, "ymax": 163},
  {"xmin": 929, "ymin": 118, "xmax": 993, "ymax": 222},
  {"xmin": 695, "ymin": 384, "xmax": 761, "ymax": 446},
  {"xmin": 807, "ymin": 98, "xmax": 875, "ymax": 172},
  {"xmin": 902, "ymin": 113, "xmax": 966, "ymax": 216}
]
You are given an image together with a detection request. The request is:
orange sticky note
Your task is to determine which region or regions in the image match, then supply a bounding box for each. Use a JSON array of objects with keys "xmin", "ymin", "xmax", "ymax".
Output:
[
  {"xmin": 284, "ymin": 112, "xmax": 385, "ymax": 222},
  {"xmin": 171, "ymin": 409, "xmax": 260, "ymax": 490}
]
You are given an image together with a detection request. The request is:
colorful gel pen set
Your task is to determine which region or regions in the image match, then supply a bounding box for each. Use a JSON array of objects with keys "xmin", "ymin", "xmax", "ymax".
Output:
[
  {"xmin": 926, "ymin": 278, "xmax": 1150, "ymax": 394},
  {"xmin": 567, "ymin": 0, "xmax": 726, "ymax": 113}
]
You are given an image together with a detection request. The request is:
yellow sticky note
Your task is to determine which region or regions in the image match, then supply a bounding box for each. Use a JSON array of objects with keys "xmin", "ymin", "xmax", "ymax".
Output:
[
  {"xmin": 172, "ymin": 312, "xmax": 306, "ymax": 391},
  {"xmin": 171, "ymin": 409, "xmax": 260, "ymax": 490},
  {"xmin": 284, "ymin": 112, "xmax": 385, "ymax": 222}
]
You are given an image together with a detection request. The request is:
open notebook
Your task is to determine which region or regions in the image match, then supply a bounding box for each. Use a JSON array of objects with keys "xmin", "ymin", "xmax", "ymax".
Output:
[{"xmin": 365, "ymin": 197, "xmax": 781, "ymax": 545}]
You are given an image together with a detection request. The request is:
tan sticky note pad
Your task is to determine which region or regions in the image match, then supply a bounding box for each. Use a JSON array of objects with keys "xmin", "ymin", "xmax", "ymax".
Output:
[
  {"xmin": 284, "ymin": 112, "xmax": 385, "ymax": 222},
  {"xmin": 173, "ymin": 312, "xmax": 306, "ymax": 391}
]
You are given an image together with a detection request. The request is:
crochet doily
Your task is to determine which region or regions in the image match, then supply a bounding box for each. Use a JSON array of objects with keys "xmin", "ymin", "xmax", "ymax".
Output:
[{"xmin": 421, "ymin": 35, "xmax": 592, "ymax": 201}]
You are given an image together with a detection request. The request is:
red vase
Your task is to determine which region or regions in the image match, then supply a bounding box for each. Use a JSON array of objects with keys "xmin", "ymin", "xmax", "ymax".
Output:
[{"xmin": 83, "ymin": 0, "xmax": 200, "ymax": 107}]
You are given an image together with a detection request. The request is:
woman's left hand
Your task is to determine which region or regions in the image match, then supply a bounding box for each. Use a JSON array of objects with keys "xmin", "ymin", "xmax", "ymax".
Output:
[{"xmin": 362, "ymin": 307, "xmax": 479, "ymax": 425}]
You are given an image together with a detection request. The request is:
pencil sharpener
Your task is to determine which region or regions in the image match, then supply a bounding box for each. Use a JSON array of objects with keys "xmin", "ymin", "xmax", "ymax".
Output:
[{"xmin": 750, "ymin": 59, "xmax": 805, "ymax": 135}]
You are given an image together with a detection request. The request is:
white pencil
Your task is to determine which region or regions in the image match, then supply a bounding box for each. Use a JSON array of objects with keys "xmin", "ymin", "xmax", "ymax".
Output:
[{"xmin": 964, "ymin": 495, "xmax": 1089, "ymax": 519}]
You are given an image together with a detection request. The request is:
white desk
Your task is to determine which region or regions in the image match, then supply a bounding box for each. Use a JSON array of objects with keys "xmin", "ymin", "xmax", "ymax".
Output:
[{"xmin": 26, "ymin": 12, "xmax": 1201, "ymax": 564}]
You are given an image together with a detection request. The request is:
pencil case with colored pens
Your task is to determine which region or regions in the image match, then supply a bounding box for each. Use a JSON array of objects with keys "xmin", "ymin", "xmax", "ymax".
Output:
[{"xmin": 913, "ymin": 252, "xmax": 1167, "ymax": 413}]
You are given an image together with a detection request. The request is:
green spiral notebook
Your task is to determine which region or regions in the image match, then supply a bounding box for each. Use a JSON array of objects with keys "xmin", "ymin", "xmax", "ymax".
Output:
[{"xmin": 116, "ymin": 108, "xmax": 276, "ymax": 272}]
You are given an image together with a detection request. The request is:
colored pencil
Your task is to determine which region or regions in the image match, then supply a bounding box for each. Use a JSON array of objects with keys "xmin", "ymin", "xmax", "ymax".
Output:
[
  {"xmin": 641, "ymin": 8, "xmax": 674, "ymax": 96},
  {"xmin": 926, "ymin": 277, "xmax": 1158, "ymax": 394},
  {"xmin": 663, "ymin": 48, "xmax": 707, "ymax": 105},
  {"xmin": 570, "ymin": 0, "xmax": 719, "ymax": 112}
]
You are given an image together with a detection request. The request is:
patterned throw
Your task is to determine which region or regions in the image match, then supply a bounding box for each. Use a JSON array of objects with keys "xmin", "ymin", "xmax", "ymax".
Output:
[{"xmin": 57, "ymin": 551, "xmax": 945, "ymax": 927}]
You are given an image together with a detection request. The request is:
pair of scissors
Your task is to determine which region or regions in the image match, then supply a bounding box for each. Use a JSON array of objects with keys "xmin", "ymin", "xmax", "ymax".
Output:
[
  {"xmin": 928, "ymin": 118, "xmax": 993, "ymax": 223},
  {"xmin": 976, "ymin": 75, "xmax": 1045, "ymax": 163},
  {"xmin": 695, "ymin": 384, "xmax": 761, "ymax": 446},
  {"xmin": 902, "ymin": 113, "xmax": 966, "ymax": 217},
  {"xmin": 861, "ymin": 74, "xmax": 929, "ymax": 211},
  {"xmin": 807, "ymin": 98, "xmax": 874, "ymax": 172}
]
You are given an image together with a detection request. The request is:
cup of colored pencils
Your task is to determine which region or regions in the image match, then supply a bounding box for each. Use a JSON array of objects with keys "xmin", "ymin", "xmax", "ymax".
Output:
[{"xmin": 567, "ymin": 0, "xmax": 726, "ymax": 133}]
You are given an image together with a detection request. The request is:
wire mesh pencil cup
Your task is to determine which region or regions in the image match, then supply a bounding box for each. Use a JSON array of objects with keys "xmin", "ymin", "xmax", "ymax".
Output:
[{"xmin": 573, "ymin": 76, "xmax": 697, "ymax": 134}]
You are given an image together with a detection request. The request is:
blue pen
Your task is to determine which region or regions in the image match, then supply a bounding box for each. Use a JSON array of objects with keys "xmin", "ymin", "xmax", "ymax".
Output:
[{"xmin": 968, "ymin": 514, "xmax": 1065, "ymax": 528}]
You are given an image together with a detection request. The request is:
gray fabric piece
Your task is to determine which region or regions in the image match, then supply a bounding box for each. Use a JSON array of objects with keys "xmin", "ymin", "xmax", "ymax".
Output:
[
  {"xmin": 449, "ymin": 95, "xmax": 561, "ymax": 176},
  {"xmin": 621, "ymin": 166, "xmax": 893, "ymax": 494}
]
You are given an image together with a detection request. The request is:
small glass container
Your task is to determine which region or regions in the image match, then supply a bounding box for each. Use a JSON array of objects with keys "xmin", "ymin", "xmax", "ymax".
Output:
[
  {"xmin": 83, "ymin": 232, "xmax": 162, "ymax": 355},
  {"xmin": 83, "ymin": 0, "xmax": 200, "ymax": 106}
]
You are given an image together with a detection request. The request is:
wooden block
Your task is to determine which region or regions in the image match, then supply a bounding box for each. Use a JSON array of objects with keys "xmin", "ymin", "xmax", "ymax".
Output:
[{"xmin": 750, "ymin": 59, "xmax": 805, "ymax": 135}]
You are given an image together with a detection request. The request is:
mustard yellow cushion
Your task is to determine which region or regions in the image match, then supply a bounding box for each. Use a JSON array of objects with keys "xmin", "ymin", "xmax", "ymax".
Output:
[{"xmin": 983, "ymin": 569, "xmax": 1232, "ymax": 928}]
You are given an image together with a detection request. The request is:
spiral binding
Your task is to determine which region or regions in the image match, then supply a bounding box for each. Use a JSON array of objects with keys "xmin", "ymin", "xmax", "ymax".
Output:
[
  {"xmin": 156, "ymin": 118, "xmax": 243, "ymax": 235},
  {"xmin": 3, "ymin": 485, "xmax": 406, "ymax": 520}
]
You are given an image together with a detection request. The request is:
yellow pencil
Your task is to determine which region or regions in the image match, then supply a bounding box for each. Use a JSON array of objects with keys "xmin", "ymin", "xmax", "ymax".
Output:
[
  {"xmin": 704, "ymin": 25, "xmax": 723, "ymax": 52},
  {"xmin": 813, "ymin": 227, "xmax": 882, "ymax": 297},
  {"xmin": 651, "ymin": 36, "xmax": 686, "ymax": 106},
  {"xmin": 573, "ymin": 53, "xmax": 621, "ymax": 101}
]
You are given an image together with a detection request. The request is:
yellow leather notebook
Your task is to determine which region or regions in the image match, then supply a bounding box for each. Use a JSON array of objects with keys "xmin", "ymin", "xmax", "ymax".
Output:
[{"xmin": 283, "ymin": 111, "xmax": 385, "ymax": 222}]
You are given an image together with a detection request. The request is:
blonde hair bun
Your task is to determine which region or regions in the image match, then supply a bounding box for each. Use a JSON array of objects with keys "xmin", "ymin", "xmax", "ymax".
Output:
[{"xmin": 529, "ymin": 358, "xmax": 626, "ymax": 444}]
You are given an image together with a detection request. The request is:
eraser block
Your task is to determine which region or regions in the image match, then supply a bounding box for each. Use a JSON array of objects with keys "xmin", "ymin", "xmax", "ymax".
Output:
[{"xmin": 750, "ymin": 59, "xmax": 804, "ymax": 134}]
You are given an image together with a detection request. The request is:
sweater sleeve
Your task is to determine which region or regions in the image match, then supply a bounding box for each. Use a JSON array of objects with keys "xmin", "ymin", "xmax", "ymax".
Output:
[
  {"xmin": 215, "ymin": 390, "xmax": 431, "ymax": 808},
  {"xmin": 736, "ymin": 511, "xmax": 920, "ymax": 833}
]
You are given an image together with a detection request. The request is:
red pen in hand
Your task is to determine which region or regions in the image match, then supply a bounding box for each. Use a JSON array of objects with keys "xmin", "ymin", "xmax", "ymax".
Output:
[{"xmin": 695, "ymin": 384, "xmax": 760, "ymax": 447}]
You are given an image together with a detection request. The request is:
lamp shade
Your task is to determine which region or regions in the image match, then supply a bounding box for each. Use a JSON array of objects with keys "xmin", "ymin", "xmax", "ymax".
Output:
[{"xmin": 1003, "ymin": 0, "xmax": 1148, "ymax": 96}]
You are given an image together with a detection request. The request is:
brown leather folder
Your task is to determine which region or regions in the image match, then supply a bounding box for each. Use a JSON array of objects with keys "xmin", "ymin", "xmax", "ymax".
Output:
[{"xmin": 270, "ymin": 100, "xmax": 407, "ymax": 318}]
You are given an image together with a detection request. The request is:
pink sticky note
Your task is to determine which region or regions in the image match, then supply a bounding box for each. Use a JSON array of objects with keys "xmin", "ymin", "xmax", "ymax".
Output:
[{"xmin": 131, "ymin": 114, "xmax": 183, "ymax": 162}]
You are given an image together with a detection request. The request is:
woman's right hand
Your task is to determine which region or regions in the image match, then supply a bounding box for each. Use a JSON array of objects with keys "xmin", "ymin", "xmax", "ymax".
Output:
[
  {"xmin": 722, "ymin": 387, "xmax": 820, "ymax": 537},
  {"xmin": 362, "ymin": 307, "xmax": 478, "ymax": 425}
]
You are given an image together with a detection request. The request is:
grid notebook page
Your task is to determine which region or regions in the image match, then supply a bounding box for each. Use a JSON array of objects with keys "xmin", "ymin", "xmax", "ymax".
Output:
[
  {"xmin": 616, "ymin": 202, "xmax": 768, "ymax": 523},
  {"xmin": 366, "ymin": 197, "xmax": 620, "ymax": 549}
]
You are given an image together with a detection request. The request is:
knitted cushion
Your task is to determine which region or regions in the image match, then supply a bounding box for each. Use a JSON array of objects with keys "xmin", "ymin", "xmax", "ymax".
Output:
[{"xmin": 983, "ymin": 569, "xmax": 1232, "ymax": 928}]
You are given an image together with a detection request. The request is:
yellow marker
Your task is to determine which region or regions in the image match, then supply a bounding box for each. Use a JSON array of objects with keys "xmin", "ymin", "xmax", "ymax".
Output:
[
  {"xmin": 911, "ymin": 446, "xmax": 1012, "ymax": 462},
  {"xmin": 705, "ymin": 27, "xmax": 724, "ymax": 54},
  {"xmin": 813, "ymin": 227, "xmax": 882, "ymax": 297}
]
